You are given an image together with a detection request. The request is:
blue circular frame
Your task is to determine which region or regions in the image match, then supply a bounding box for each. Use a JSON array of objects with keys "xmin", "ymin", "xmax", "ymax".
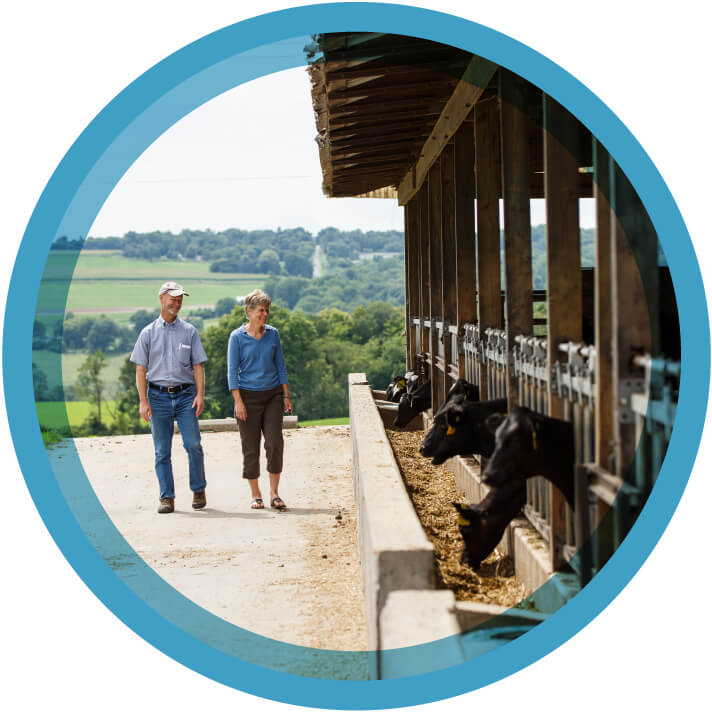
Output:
[{"xmin": 4, "ymin": 3, "xmax": 709, "ymax": 708}]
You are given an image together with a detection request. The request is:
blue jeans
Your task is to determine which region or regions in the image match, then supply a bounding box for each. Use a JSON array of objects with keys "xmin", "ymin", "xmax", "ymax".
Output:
[{"xmin": 148, "ymin": 384, "xmax": 206, "ymax": 499}]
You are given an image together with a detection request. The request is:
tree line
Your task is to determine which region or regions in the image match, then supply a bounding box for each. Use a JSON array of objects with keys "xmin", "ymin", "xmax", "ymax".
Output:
[
  {"xmin": 52, "ymin": 227, "xmax": 406, "ymax": 279},
  {"xmin": 38, "ymin": 300, "xmax": 407, "ymax": 439}
]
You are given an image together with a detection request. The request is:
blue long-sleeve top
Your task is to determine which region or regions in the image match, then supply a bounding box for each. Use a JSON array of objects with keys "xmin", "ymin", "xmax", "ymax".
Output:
[{"xmin": 227, "ymin": 324, "xmax": 288, "ymax": 391}]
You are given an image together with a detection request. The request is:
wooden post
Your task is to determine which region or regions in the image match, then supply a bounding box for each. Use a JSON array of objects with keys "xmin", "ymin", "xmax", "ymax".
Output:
[
  {"xmin": 610, "ymin": 162, "xmax": 656, "ymax": 483},
  {"xmin": 429, "ymin": 159, "xmax": 444, "ymax": 410},
  {"xmin": 593, "ymin": 140, "xmax": 614, "ymax": 470},
  {"xmin": 499, "ymin": 70, "xmax": 532, "ymax": 411},
  {"xmin": 454, "ymin": 118, "xmax": 477, "ymax": 383},
  {"xmin": 404, "ymin": 200, "xmax": 419, "ymax": 371},
  {"xmin": 419, "ymin": 177, "xmax": 431, "ymax": 382},
  {"xmin": 475, "ymin": 93, "xmax": 502, "ymax": 399},
  {"xmin": 441, "ymin": 141, "xmax": 458, "ymax": 390},
  {"xmin": 544, "ymin": 94, "xmax": 582, "ymax": 572}
]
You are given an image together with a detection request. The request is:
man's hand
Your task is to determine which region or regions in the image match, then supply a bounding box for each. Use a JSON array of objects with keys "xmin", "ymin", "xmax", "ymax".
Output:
[
  {"xmin": 234, "ymin": 402, "xmax": 247, "ymax": 421},
  {"xmin": 139, "ymin": 401, "xmax": 152, "ymax": 424},
  {"xmin": 192, "ymin": 394, "xmax": 205, "ymax": 417},
  {"xmin": 283, "ymin": 396, "xmax": 293, "ymax": 415}
]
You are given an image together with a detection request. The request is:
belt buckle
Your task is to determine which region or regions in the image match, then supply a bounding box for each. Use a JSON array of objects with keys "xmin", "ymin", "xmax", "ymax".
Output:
[{"xmin": 168, "ymin": 385, "xmax": 180, "ymax": 394}]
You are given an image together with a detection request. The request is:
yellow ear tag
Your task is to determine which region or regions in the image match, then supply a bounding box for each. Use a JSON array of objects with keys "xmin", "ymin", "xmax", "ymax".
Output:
[
  {"xmin": 532, "ymin": 430, "xmax": 537, "ymax": 451},
  {"xmin": 457, "ymin": 514, "xmax": 471, "ymax": 526},
  {"xmin": 446, "ymin": 425, "xmax": 455, "ymax": 436}
]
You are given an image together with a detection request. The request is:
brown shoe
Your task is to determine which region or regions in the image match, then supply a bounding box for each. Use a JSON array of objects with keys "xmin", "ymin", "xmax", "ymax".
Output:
[
  {"xmin": 158, "ymin": 497, "xmax": 174, "ymax": 514},
  {"xmin": 192, "ymin": 490, "xmax": 206, "ymax": 510}
]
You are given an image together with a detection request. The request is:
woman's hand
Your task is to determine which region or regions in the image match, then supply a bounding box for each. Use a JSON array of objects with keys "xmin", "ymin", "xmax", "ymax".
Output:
[
  {"xmin": 283, "ymin": 397, "xmax": 293, "ymax": 415},
  {"xmin": 234, "ymin": 401, "xmax": 247, "ymax": 421}
]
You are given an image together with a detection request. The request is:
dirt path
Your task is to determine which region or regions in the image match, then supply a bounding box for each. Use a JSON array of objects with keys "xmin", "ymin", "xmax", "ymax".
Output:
[{"xmin": 54, "ymin": 425, "xmax": 367, "ymax": 651}]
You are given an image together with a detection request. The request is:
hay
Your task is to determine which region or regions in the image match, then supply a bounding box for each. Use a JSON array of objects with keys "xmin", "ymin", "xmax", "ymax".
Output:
[{"xmin": 386, "ymin": 428, "xmax": 525, "ymax": 607}]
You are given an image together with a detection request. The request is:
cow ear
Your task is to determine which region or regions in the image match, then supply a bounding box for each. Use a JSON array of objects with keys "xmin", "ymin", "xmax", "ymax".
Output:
[
  {"xmin": 446, "ymin": 403, "xmax": 464, "ymax": 426},
  {"xmin": 486, "ymin": 412, "xmax": 506, "ymax": 433},
  {"xmin": 452, "ymin": 501, "xmax": 465, "ymax": 513}
]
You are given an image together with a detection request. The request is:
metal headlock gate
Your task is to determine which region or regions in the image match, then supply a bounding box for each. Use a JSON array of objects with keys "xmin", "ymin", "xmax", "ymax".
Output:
[
  {"xmin": 309, "ymin": 32, "xmax": 684, "ymax": 604},
  {"xmin": 456, "ymin": 327, "xmax": 681, "ymax": 584}
]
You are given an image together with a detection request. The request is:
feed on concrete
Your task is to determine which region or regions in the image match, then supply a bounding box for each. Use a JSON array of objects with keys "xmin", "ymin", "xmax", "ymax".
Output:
[{"xmin": 386, "ymin": 429, "xmax": 525, "ymax": 607}]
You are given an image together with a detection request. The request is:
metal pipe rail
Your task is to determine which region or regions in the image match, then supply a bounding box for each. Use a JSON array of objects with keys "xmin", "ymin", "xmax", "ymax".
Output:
[
  {"xmin": 483, "ymin": 328, "xmax": 508, "ymax": 399},
  {"xmin": 630, "ymin": 353, "xmax": 680, "ymax": 495}
]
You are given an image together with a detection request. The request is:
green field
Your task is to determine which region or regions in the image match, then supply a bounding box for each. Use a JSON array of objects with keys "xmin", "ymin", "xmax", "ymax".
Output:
[
  {"xmin": 298, "ymin": 417, "xmax": 349, "ymax": 427},
  {"xmin": 36, "ymin": 400, "xmax": 117, "ymax": 430},
  {"xmin": 37, "ymin": 250, "xmax": 266, "ymax": 313},
  {"xmin": 33, "ymin": 348, "xmax": 129, "ymax": 390}
]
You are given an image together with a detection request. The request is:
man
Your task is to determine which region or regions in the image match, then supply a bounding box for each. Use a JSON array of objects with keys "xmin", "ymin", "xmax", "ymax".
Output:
[{"xmin": 130, "ymin": 281, "xmax": 208, "ymax": 513}]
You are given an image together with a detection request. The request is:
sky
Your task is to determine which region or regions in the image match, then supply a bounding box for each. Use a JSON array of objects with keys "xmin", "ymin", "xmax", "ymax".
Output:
[
  {"xmin": 89, "ymin": 66, "xmax": 406, "ymax": 237},
  {"xmin": 88, "ymin": 65, "xmax": 595, "ymax": 239}
]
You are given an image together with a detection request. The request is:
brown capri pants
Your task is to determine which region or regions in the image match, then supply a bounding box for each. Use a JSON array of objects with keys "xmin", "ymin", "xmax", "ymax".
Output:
[{"xmin": 235, "ymin": 385, "xmax": 284, "ymax": 479}]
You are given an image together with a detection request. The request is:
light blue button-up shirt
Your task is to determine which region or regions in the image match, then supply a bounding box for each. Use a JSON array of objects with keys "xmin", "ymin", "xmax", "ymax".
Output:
[{"xmin": 130, "ymin": 316, "xmax": 207, "ymax": 386}]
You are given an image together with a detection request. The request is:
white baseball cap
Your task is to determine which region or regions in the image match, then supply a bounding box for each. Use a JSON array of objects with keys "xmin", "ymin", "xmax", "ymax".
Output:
[{"xmin": 158, "ymin": 281, "xmax": 189, "ymax": 296}]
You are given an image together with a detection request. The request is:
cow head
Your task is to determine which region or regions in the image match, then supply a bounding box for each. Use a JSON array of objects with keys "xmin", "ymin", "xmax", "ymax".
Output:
[
  {"xmin": 482, "ymin": 407, "xmax": 538, "ymax": 487},
  {"xmin": 445, "ymin": 378, "xmax": 479, "ymax": 403},
  {"xmin": 420, "ymin": 397, "xmax": 495, "ymax": 464},
  {"xmin": 394, "ymin": 380, "xmax": 431, "ymax": 427},
  {"xmin": 452, "ymin": 501, "xmax": 495, "ymax": 570}
]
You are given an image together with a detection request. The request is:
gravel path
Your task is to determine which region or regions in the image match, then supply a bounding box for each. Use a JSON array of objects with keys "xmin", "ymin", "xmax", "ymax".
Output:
[{"xmin": 54, "ymin": 425, "xmax": 367, "ymax": 653}]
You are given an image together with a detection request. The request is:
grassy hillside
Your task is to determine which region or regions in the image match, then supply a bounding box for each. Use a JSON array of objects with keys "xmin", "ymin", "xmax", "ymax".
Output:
[
  {"xmin": 37, "ymin": 250, "xmax": 266, "ymax": 313},
  {"xmin": 36, "ymin": 400, "xmax": 117, "ymax": 430}
]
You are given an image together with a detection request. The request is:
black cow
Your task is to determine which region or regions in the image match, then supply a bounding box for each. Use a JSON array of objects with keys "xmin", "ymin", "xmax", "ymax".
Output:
[
  {"xmin": 385, "ymin": 374, "xmax": 408, "ymax": 403},
  {"xmin": 386, "ymin": 371, "xmax": 418, "ymax": 403},
  {"xmin": 420, "ymin": 395, "xmax": 508, "ymax": 465},
  {"xmin": 445, "ymin": 378, "xmax": 479, "ymax": 403},
  {"xmin": 482, "ymin": 406, "xmax": 575, "ymax": 509},
  {"xmin": 452, "ymin": 482, "xmax": 527, "ymax": 569},
  {"xmin": 394, "ymin": 379, "xmax": 431, "ymax": 427}
]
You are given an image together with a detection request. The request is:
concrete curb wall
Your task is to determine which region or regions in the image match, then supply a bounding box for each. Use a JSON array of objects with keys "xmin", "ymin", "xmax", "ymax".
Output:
[
  {"xmin": 379, "ymin": 590, "xmax": 464, "ymax": 678},
  {"xmin": 454, "ymin": 600, "xmax": 548, "ymax": 632},
  {"xmin": 176, "ymin": 415, "xmax": 298, "ymax": 433},
  {"xmin": 348, "ymin": 373, "xmax": 435, "ymax": 674}
]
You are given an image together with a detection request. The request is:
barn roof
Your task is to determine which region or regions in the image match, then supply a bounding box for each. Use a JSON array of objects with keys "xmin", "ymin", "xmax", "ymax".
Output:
[
  {"xmin": 307, "ymin": 33, "xmax": 487, "ymax": 199},
  {"xmin": 307, "ymin": 32, "xmax": 593, "ymax": 202}
]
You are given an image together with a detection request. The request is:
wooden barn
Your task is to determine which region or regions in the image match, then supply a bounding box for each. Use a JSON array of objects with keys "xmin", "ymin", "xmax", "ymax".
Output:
[{"xmin": 308, "ymin": 32, "xmax": 680, "ymax": 584}]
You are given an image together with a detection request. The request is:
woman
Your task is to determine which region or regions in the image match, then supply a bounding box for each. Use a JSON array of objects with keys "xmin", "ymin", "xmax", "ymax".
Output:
[{"xmin": 227, "ymin": 289, "xmax": 293, "ymax": 510}]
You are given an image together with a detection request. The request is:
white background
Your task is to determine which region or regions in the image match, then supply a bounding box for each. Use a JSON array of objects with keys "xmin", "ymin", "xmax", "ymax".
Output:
[{"xmin": 1, "ymin": 2, "xmax": 710, "ymax": 710}]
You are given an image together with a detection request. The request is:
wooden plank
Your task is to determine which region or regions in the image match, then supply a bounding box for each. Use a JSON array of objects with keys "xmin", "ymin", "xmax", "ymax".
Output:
[
  {"xmin": 610, "ymin": 163, "xmax": 656, "ymax": 482},
  {"xmin": 594, "ymin": 141, "xmax": 614, "ymax": 470},
  {"xmin": 419, "ymin": 180, "xmax": 430, "ymax": 367},
  {"xmin": 499, "ymin": 69, "xmax": 532, "ymax": 411},
  {"xmin": 543, "ymin": 94, "xmax": 582, "ymax": 572},
  {"xmin": 429, "ymin": 159, "xmax": 444, "ymax": 410},
  {"xmin": 475, "ymin": 93, "xmax": 502, "ymax": 400},
  {"xmin": 404, "ymin": 201, "xmax": 415, "ymax": 370},
  {"xmin": 398, "ymin": 57, "xmax": 498, "ymax": 205},
  {"xmin": 544, "ymin": 95, "xmax": 582, "ymax": 412},
  {"xmin": 441, "ymin": 141, "xmax": 458, "ymax": 389}
]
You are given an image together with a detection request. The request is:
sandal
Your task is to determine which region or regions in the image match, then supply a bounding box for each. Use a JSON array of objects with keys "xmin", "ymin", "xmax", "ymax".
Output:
[
  {"xmin": 250, "ymin": 497, "xmax": 264, "ymax": 509},
  {"xmin": 270, "ymin": 496, "xmax": 287, "ymax": 510}
]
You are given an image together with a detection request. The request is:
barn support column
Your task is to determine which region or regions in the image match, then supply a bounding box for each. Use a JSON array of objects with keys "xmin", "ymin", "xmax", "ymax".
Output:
[
  {"xmin": 499, "ymin": 70, "xmax": 532, "ymax": 411},
  {"xmin": 610, "ymin": 163, "xmax": 657, "ymax": 486},
  {"xmin": 543, "ymin": 94, "xmax": 582, "ymax": 571},
  {"xmin": 453, "ymin": 118, "xmax": 477, "ymax": 381},
  {"xmin": 404, "ymin": 201, "xmax": 417, "ymax": 371},
  {"xmin": 594, "ymin": 142, "xmax": 614, "ymax": 470},
  {"xmin": 474, "ymin": 93, "xmax": 502, "ymax": 399},
  {"xmin": 428, "ymin": 160, "xmax": 444, "ymax": 410},
  {"xmin": 591, "ymin": 140, "xmax": 616, "ymax": 569},
  {"xmin": 441, "ymin": 141, "xmax": 458, "ymax": 391},
  {"xmin": 418, "ymin": 182, "xmax": 430, "ymax": 379}
]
